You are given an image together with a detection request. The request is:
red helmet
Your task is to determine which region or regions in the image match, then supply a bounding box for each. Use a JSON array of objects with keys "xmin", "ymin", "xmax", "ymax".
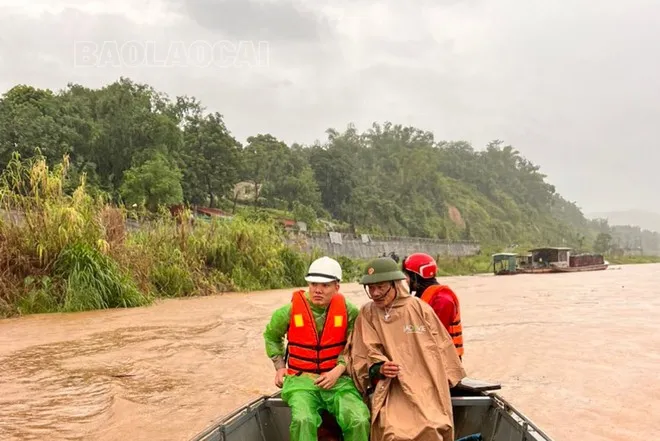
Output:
[{"xmin": 402, "ymin": 253, "xmax": 437, "ymax": 279}]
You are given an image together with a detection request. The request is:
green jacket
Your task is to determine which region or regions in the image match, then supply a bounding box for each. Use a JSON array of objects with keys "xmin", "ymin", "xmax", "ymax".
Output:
[{"xmin": 263, "ymin": 292, "xmax": 360, "ymax": 370}]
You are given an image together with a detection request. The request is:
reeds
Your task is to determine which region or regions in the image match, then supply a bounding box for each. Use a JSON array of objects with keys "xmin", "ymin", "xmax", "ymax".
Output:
[{"xmin": 0, "ymin": 153, "xmax": 315, "ymax": 317}]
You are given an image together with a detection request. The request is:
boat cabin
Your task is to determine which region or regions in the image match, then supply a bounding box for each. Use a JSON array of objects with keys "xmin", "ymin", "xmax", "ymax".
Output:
[
  {"xmin": 528, "ymin": 247, "xmax": 571, "ymax": 268},
  {"xmin": 516, "ymin": 253, "xmax": 532, "ymax": 269},
  {"xmin": 492, "ymin": 253, "xmax": 518, "ymax": 275}
]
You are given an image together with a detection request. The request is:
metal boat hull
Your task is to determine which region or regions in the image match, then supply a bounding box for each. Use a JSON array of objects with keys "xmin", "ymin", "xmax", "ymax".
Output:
[
  {"xmin": 516, "ymin": 267, "xmax": 554, "ymax": 274},
  {"xmin": 550, "ymin": 263, "xmax": 609, "ymax": 272},
  {"xmin": 190, "ymin": 378, "xmax": 554, "ymax": 441}
]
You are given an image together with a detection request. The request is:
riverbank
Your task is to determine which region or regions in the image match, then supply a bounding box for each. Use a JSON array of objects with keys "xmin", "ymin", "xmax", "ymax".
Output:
[
  {"xmin": 0, "ymin": 154, "xmax": 490, "ymax": 318},
  {"xmin": 605, "ymin": 254, "xmax": 660, "ymax": 264},
  {"xmin": 2, "ymin": 155, "xmax": 658, "ymax": 318},
  {"xmin": 405, "ymin": 253, "xmax": 660, "ymax": 277},
  {"xmin": 0, "ymin": 156, "xmax": 323, "ymax": 318}
]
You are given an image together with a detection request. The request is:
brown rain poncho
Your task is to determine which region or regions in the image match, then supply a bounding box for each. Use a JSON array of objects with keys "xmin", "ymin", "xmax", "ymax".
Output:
[{"xmin": 346, "ymin": 288, "xmax": 466, "ymax": 441}]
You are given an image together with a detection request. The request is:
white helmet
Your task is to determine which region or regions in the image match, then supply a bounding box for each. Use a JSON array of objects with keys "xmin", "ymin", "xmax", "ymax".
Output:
[{"xmin": 304, "ymin": 256, "xmax": 342, "ymax": 283}]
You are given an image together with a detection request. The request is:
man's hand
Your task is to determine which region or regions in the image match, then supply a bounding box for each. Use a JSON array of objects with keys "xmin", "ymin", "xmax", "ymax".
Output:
[
  {"xmin": 274, "ymin": 368, "xmax": 288, "ymax": 388},
  {"xmin": 379, "ymin": 361, "xmax": 400, "ymax": 378},
  {"xmin": 314, "ymin": 365, "xmax": 345, "ymax": 390}
]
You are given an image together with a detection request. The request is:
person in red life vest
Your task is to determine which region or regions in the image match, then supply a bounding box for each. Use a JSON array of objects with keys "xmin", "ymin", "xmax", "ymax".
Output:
[
  {"xmin": 263, "ymin": 256, "xmax": 370, "ymax": 441},
  {"xmin": 402, "ymin": 253, "xmax": 464, "ymax": 360}
]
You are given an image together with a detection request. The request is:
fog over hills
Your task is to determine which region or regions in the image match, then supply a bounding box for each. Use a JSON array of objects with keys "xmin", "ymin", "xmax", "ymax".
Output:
[{"xmin": 588, "ymin": 209, "xmax": 660, "ymax": 233}]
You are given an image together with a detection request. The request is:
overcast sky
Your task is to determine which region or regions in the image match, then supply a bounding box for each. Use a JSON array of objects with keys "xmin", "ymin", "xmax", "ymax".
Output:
[{"xmin": 0, "ymin": 0, "xmax": 658, "ymax": 215}]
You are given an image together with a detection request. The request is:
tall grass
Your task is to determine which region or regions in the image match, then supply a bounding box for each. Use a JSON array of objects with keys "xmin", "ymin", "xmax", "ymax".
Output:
[
  {"xmin": 433, "ymin": 254, "xmax": 492, "ymax": 276},
  {"xmin": 0, "ymin": 153, "xmax": 152, "ymax": 316},
  {"xmin": 0, "ymin": 154, "xmax": 313, "ymax": 318}
]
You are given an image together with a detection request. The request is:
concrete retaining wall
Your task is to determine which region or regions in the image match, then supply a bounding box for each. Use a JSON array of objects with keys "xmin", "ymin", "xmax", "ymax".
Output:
[
  {"xmin": 2, "ymin": 210, "xmax": 481, "ymax": 259},
  {"xmin": 287, "ymin": 232, "xmax": 481, "ymax": 259}
]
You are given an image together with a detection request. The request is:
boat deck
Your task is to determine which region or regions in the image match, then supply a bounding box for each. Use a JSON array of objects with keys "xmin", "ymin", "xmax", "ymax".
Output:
[{"xmin": 190, "ymin": 378, "xmax": 554, "ymax": 441}]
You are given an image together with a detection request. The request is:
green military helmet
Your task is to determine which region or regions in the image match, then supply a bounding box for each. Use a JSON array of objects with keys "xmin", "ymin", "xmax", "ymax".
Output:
[{"xmin": 360, "ymin": 257, "xmax": 406, "ymax": 285}]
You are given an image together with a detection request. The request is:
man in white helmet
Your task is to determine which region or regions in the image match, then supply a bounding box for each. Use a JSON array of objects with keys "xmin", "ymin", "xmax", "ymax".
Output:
[{"xmin": 263, "ymin": 256, "xmax": 370, "ymax": 441}]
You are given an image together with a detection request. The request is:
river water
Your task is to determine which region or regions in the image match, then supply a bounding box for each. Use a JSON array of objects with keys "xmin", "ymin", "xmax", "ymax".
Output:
[{"xmin": 1, "ymin": 263, "xmax": 659, "ymax": 441}]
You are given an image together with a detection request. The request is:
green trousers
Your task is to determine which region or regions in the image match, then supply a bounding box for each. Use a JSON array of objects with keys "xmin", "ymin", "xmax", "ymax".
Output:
[{"xmin": 281, "ymin": 373, "xmax": 371, "ymax": 441}]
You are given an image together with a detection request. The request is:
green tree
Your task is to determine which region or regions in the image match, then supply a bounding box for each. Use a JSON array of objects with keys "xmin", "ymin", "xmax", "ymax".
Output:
[
  {"xmin": 0, "ymin": 77, "xmax": 623, "ymax": 250},
  {"xmin": 120, "ymin": 153, "xmax": 183, "ymax": 211},
  {"xmin": 180, "ymin": 112, "xmax": 242, "ymax": 207},
  {"xmin": 593, "ymin": 233, "xmax": 612, "ymax": 254}
]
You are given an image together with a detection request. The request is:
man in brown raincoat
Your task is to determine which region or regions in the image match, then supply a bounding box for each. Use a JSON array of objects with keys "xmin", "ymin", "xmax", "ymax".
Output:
[{"xmin": 346, "ymin": 257, "xmax": 466, "ymax": 441}]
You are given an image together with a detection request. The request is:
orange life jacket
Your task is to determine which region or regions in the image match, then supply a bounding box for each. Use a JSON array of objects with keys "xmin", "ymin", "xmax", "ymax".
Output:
[
  {"xmin": 286, "ymin": 290, "xmax": 348, "ymax": 375},
  {"xmin": 420, "ymin": 284, "xmax": 464, "ymax": 357}
]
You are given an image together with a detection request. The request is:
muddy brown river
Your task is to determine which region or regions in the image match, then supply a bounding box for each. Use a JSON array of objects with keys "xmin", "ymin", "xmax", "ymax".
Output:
[{"xmin": 1, "ymin": 263, "xmax": 659, "ymax": 441}]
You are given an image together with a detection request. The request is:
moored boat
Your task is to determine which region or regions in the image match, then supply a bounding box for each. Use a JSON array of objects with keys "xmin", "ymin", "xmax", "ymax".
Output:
[
  {"xmin": 189, "ymin": 378, "xmax": 554, "ymax": 441},
  {"xmin": 515, "ymin": 247, "xmax": 609, "ymax": 274}
]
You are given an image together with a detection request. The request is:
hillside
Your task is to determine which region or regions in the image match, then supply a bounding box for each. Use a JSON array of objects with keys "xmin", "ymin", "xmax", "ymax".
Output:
[{"xmin": 0, "ymin": 78, "xmax": 612, "ymax": 251}]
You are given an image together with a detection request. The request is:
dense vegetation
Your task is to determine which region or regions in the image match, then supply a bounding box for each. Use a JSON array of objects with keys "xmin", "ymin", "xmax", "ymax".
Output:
[
  {"xmin": 599, "ymin": 225, "xmax": 659, "ymax": 256},
  {"xmin": 0, "ymin": 153, "xmax": 341, "ymax": 317},
  {"xmin": 0, "ymin": 78, "xmax": 630, "ymax": 245},
  {"xmin": 0, "ymin": 77, "xmax": 658, "ymax": 316}
]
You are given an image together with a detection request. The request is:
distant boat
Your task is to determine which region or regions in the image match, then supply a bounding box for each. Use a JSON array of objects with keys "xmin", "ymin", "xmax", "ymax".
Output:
[{"xmin": 499, "ymin": 247, "xmax": 609, "ymax": 274}]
